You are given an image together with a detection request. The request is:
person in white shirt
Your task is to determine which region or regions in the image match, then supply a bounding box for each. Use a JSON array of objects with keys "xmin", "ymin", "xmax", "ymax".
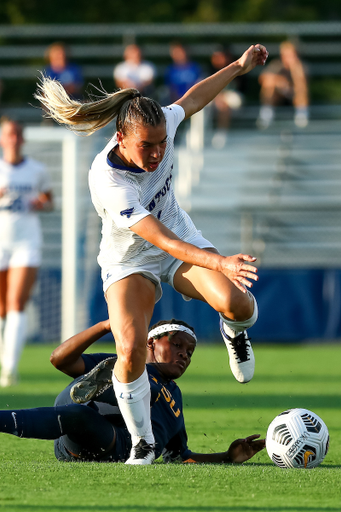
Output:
[
  {"xmin": 0, "ymin": 117, "xmax": 53, "ymax": 387},
  {"xmin": 35, "ymin": 43, "xmax": 268, "ymax": 465},
  {"xmin": 114, "ymin": 44, "xmax": 156, "ymax": 96}
]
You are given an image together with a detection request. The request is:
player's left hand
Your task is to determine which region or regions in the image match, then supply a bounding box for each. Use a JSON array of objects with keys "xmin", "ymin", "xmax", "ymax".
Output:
[
  {"xmin": 237, "ymin": 44, "xmax": 269, "ymax": 76},
  {"xmin": 226, "ymin": 434, "xmax": 265, "ymax": 463}
]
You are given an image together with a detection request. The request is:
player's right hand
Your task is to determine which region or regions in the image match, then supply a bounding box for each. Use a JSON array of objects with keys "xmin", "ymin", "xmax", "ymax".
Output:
[
  {"xmin": 227, "ymin": 434, "xmax": 265, "ymax": 463},
  {"xmin": 237, "ymin": 44, "xmax": 269, "ymax": 75},
  {"xmin": 221, "ymin": 253, "xmax": 258, "ymax": 293}
]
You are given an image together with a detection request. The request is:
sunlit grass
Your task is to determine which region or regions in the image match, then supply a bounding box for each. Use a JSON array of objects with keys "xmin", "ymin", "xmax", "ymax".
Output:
[{"xmin": 0, "ymin": 342, "xmax": 340, "ymax": 511}]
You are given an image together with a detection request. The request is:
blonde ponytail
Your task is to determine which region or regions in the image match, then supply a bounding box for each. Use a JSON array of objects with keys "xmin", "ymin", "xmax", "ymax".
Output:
[{"xmin": 34, "ymin": 75, "xmax": 139, "ymax": 136}]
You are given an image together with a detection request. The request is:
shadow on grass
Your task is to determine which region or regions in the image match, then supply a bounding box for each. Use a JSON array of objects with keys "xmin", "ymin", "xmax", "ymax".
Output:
[
  {"xmin": 0, "ymin": 392, "xmax": 340, "ymax": 410},
  {"xmin": 0, "ymin": 394, "xmax": 58, "ymax": 408},
  {"xmin": 240, "ymin": 462, "xmax": 341, "ymax": 469},
  {"xmin": 18, "ymin": 373, "xmax": 70, "ymax": 383},
  {"xmin": 183, "ymin": 374, "xmax": 341, "ymax": 384},
  {"xmin": 182, "ymin": 394, "xmax": 341, "ymax": 409}
]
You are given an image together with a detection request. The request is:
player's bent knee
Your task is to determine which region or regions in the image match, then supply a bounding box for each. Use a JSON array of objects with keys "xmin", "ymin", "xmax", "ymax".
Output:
[
  {"xmin": 217, "ymin": 292, "xmax": 253, "ymax": 321},
  {"xmin": 219, "ymin": 292, "xmax": 258, "ymax": 323}
]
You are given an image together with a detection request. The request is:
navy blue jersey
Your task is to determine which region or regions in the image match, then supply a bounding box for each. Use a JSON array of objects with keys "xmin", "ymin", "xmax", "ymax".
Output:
[{"xmin": 54, "ymin": 353, "xmax": 192, "ymax": 462}]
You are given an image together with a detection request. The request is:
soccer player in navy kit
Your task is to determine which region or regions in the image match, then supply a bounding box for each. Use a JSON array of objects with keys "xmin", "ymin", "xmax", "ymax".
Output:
[
  {"xmin": 35, "ymin": 43, "xmax": 268, "ymax": 464},
  {"xmin": 0, "ymin": 319, "xmax": 265, "ymax": 464}
]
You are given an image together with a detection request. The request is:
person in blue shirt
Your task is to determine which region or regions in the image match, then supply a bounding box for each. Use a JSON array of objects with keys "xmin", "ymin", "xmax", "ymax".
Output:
[
  {"xmin": 0, "ymin": 319, "xmax": 265, "ymax": 464},
  {"xmin": 45, "ymin": 42, "xmax": 83, "ymax": 98},
  {"xmin": 165, "ymin": 43, "xmax": 202, "ymax": 103}
]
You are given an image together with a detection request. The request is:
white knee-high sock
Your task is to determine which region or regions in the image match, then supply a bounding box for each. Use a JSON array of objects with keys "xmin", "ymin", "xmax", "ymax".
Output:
[
  {"xmin": 2, "ymin": 311, "xmax": 27, "ymax": 377},
  {"xmin": 220, "ymin": 293, "xmax": 258, "ymax": 338},
  {"xmin": 112, "ymin": 368, "xmax": 155, "ymax": 447},
  {"xmin": 0, "ymin": 316, "xmax": 6, "ymax": 362}
]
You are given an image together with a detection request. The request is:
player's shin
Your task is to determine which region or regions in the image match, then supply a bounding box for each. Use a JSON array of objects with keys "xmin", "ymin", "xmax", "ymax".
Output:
[
  {"xmin": 112, "ymin": 367, "xmax": 155, "ymax": 464},
  {"xmin": 1, "ymin": 311, "xmax": 27, "ymax": 386},
  {"xmin": 0, "ymin": 316, "xmax": 5, "ymax": 363}
]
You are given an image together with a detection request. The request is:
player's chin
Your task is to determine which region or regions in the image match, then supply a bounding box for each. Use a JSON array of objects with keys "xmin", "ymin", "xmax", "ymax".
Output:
[
  {"xmin": 173, "ymin": 362, "xmax": 188, "ymax": 379},
  {"xmin": 162, "ymin": 364, "xmax": 184, "ymax": 380}
]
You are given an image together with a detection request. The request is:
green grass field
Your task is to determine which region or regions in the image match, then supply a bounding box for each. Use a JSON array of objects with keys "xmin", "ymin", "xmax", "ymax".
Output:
[{"xmin": 0, "ymin": 342, "xmax": 340, "ymax": 512}]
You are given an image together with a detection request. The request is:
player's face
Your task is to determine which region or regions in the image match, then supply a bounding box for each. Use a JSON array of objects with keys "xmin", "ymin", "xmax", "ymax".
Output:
[
  {"xmin": 0, "ymin": 121, "xmax": 24, "ymax": 153},
  {"xmin": 148, "ymin": 332, "xmax": 196, "ymax": 380},
  {"xmin": 117, "ymin": 122, "xmax": 167, "ymax": 173}
]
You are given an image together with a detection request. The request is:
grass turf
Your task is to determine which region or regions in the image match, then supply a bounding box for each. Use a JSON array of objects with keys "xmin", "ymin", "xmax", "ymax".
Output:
[{"xmin": 0, "ymin": 342, "xmax": 340, "ymax": 511}]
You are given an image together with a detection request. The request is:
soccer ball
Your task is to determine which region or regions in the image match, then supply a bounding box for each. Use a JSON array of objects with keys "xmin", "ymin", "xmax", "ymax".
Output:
[{"xmin": 266, "ymin": 408, "xmax": 329, "ymax": 469}]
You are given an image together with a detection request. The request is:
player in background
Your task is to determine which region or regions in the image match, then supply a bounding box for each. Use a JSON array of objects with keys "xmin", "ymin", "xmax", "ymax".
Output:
[
  {"xmin": 0, "ymin": 318, "xmax": 265, "ymax": 464},
  {"xmin": 34, "ymin": 43, "xmax": 268, "ymax": 464},
  {"xmin": 0, "ymin": 117, "xmax": 53, "ymax": 386}
]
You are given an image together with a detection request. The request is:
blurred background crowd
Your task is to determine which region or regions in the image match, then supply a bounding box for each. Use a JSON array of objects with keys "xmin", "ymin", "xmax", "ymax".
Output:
[{"xmin": 0, "ymin": 7, "xmax": 340, "ymax": 134}]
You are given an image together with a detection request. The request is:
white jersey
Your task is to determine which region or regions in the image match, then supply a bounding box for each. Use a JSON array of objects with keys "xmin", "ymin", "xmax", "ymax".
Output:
[
  {"xmin": 89, "ymin": 104, "xmax": 199, "ymax": 269},
  {"xmin": 0, "ymin": 157, "xmax": 51, "ymax": 248},
  {"xmin": 113, "ymin": 60, "xmax": 156, "ymax": 90}
]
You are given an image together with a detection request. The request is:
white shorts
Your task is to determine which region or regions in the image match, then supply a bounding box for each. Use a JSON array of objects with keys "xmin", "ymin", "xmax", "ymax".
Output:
[
  {"xmin": 102, "ymin": 232, "xmax": 216, "ymax": 303},
  {"xmin": 0, "ymin": 245, "xmax": 41, "ymax": 271}
]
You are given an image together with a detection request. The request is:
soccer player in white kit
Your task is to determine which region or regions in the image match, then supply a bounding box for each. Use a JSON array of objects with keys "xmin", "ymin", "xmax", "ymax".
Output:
[
  {"xmin": 0, "ymin": 118, "xmax": 53, "ymax": 386},
  {"xmin": 35, "ymin": 43, "xmax": 268, "ymax": 464}
]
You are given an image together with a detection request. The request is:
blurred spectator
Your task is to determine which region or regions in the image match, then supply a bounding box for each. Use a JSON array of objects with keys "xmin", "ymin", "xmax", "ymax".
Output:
[
  {"xmin": 257, "ymin": 41, "xmax": 309, "ymax": 129},
  {"xmin": 114, "ymin": 44, "xmax": 156, "ymax": 96},
  {"xmin": 209, "ymin": 48, "xmax": 245, "ymax": 148},
  {"xmin": 165, "ymin": 43, "xmax": 202, "ymax": 103},
  {"xmin": 45, "ymin": 42, "xmax": 83, "ymax": 98}
]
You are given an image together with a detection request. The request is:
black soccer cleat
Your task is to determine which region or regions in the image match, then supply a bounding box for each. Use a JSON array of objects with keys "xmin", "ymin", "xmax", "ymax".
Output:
[{"xmin": 70, "ymin": 357, "xmax": 116, "ymax": 403}]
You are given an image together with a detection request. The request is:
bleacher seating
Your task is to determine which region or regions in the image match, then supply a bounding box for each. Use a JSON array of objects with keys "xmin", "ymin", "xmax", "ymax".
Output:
[
  {"xmin": 181, "ymin": 119, "xmax": 341, "ymax": 268},
  {"xmin": 1, "ymin": 21, "xmax": 341, "ymax": 121}
]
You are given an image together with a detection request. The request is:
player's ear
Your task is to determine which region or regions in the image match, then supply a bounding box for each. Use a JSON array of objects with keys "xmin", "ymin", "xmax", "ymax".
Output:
[
  {"xmin": 146, "ymin": 337, "xmax": 154, "ymax": 350},
  {"xmin": 116, "ymin": 131, "xmax": 124, "ymax": 145}
]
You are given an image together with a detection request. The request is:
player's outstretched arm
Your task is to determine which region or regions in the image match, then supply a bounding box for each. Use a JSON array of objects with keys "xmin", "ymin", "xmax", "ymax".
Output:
[
  {"xmin": 50, "ymin": 320, "xmax": 111, "ymax": 377},
  {"xmin": 176, "ymin": 44, "xmax": 268, "ymax": 119},
  {"xmin": 131, "ymin": 215, "xmax": 258, "ymax": 292},
  {"xmin": 185, "ymin": 435, "xmax": 265, "ymax": 464}
]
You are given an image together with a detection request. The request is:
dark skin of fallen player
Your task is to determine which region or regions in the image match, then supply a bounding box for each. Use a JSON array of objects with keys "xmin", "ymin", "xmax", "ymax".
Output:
[{"xmin": 50, "ymin": 320, "xmax": 265, "ymax": 464}]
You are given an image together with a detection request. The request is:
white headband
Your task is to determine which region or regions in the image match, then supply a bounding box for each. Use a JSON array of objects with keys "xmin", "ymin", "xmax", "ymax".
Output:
[{"xmin": 148, "ymin": 324, "xmax": 197, "ymax": 343}]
